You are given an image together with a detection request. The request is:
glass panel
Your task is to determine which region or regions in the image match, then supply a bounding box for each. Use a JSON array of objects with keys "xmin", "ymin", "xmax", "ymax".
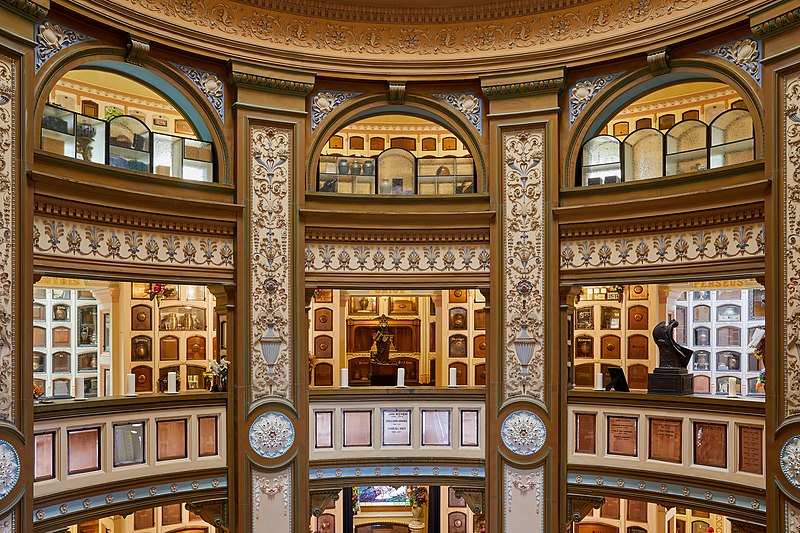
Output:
[
  {"xmin": 693, "ymin": 327, "xmax": 710, "ymax": 346},
  {"xmin": 693, "ymin": 350, "xmax": 710, "ymax": 371},
  {"xmin": 582, "ymin": 135, "xmax": 621, "ymax": 185},
  {"xmin": 624, "ymin": 129, "xmax": 663, "ymax": 181},
  {"xmin": 600, "ymin": 307, "xmax": 620, "ymax": 329},
  {"xmin": 183, "ymin": 139, "xmax": 214, "ymax": 182},
  {"xmin": 159, "ymin": 306, "xmax": 206, "ymax": 331},
  {"xmin": 692, "ymin": 305, "xmax": 710, "ymax": 322},
  {"xmin": 665, "ymin": 120, "xmax": 707, "ymax": 175},
  {"xmin": 710, "ymin": 138, "xmax": 755, "ymax": 168},
  {"xmin": 108, "ymin": 115, "xmax": 151, "ymax": 172},
  {"xmin": 377, "ymin": 149, "xmax": 414, "ymax": 195},
  {"xmin": 152, "ymin": 133, "xmax": 182, "ymax": 178},
  {"xmin": 717, "ymin": 351, "xmax": 741, "ymax": 371},
  {"xmin": 114, "ymin": 422, "xmax": 145, "ymax": 466},
  {"xmin": 716, "ymin": 327, "xmax": 741, "ymax": 346},
  {"xmin": 75, "ymin": 115, "xmax": 106, "ymax": 164},
  {"xmin": 417, "ymin": 157, "xmax": 475, "ymax": 195},
  {"xmin": 717, "ymin": 304, "xmax": 741, "ymax": 321},
  {"xmin": 78, "ymin": 305, "xmax": 97, "ymax": 346},
  {"xmin": 34, "ymin": 432, "xmax": 55, "ymax": 481},
  {"xmin": 41, "ymin": 105, "xmax": 76, "ymax": 157},
  {"xmin": 710, "ymin": 109, "xmax": 753, "ymax": 146}
]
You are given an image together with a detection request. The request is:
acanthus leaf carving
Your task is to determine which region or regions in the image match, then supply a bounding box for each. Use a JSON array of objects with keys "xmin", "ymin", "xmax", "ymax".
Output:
[
  {"xmin": 700, "ymin": 37, "xmax": 762, "ymax": 86},
  {"xmin": 0, "ymin": 55, "xmax": 14, "ymax": 424},
  {"xmin": 785, "ymin": 73, "xmax": 800, "ymax": 417},
  {"xmin": 35, "ymin": 21, "xmax": 94, "ymax": 72},
  {"xmin": 174, "ymin": 64, "xmax": 225, "ymax": 120}
]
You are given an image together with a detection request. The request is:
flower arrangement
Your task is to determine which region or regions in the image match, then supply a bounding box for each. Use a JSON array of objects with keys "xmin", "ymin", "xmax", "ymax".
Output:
[
  {"xmin": 352, "ymin": 490, "xmax": 360, "ymax": 515},
  {"xmin": 407, "ymin": 486, "xmax": 428, "ymax": 507},
  {"xmin": 146, "ymin": 283, "xmax": 175, "ymax": 302},
  {"xmin": 749, "ymin": 326, "xmax": 766, "ymax": 392},
  {"xmin": 205, "ymin": 357, "xmax": 230, "ymax": 392}
]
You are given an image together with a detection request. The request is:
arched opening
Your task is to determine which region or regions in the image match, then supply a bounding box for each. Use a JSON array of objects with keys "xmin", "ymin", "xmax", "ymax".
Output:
[
  {"xmin": 40, "ymin": 67, "xmax": 216, "ymax": 182},
  {"xmin": 316, "ymin": 114, "xmax": 476, "ymax": 195}
]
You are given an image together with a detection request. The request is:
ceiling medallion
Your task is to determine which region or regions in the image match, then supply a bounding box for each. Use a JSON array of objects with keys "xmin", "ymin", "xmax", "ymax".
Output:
[
  {"xmin": 0, "ymin": 441, "xmax": 19, "ymax": 499},
  {"xmin": 500, "ymin": 410, "xmax": 546, "ymax": 455},
  {"xmin": 781, "ymin": 435, "xmax": 800, "ymax": 489},
  {"xmin": 249, "ymin": 411, "xmax": 295, "ymax": 459}
]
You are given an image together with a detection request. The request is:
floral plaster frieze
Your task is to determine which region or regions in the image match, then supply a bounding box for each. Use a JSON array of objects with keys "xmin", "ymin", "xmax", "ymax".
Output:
[
  {"xmin": 569, "ymin": 72, "xmax": 623, "ymax": 126},
  {"xmin": 0, "ymin": 55, "xmax": 15, "ymax": 424},
  {"xmin": 33, "ymin": 216, "xmax": 234, "ymax": 269},
  {"xmin": 173, "ymin": 64, "xmax": 225, "ymax": 120},
  {"xmin": 782, "ymin": 73, "xmax": 800, "ymax": 417},
  {"xmin": 249, "ymin": 411, "xmax": 294, "ymax": 458},
  {"xmin": 504, "ymin": 464, "xmax": 544, "ymax": 531},
  {"xmin": 430, "ymin": 93, "xmax": 482, "ymax": 133},
  {"xmin": 0, "ymin": 442, "xmax": 19, "ymax": 499},
  {"xmin": 501, "ymin": 410, "xmax": 546, "ymax": 455},
  {"xmin": 560, "ymin": 223, "xmax": 764, "ymax": 270},
  {"xmin": 252, "ymin": 469, "xmax": 291, "ymax": 530},
  {"xmin": 305, "ymin": 243, "xmax": 489, "ymax": 273},
  {"xmin": 788, "ymin": 502, "xmax": 800, "ymax": 533},
  {"xmin": 311, "ymin": 91, "xmax": 360, "ymax": 132},
  {"xmin": 250, "ymin": 125, "xmax": 292, "ymax": 403},
  {"xmin": 503, "ymin": 129, "xmax": 546, "ymax": 402},
  {"xmin": 0, "ymin": 511, "xmax": 12, "ymax": 533},
  {"xmin": 35, "ymin": 21, "xmax": 94, "ymax": 72},
  {"xmin": 700, "ymin": 36, "xmax": 761, "ymax": 86}
]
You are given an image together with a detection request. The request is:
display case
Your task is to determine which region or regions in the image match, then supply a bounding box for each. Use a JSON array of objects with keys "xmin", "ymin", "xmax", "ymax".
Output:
[
  {"xmin": 377, "ymin": 149, "xmax": 415, "ymax": 194},
  {"xmin": 317, "ymin": 155, "xmax": 376, "ymax": 194},
  {"xmin": 41, "ymin": 104, "xmax": 76, "ymax": 157},
  {"xmin": 152, "ymin": 133, "xmax": 182, "ymax": 178},
  {"xmin": 709, "ymin": 109, "xmax": 754, "ymax": 168},
  {"xmin": 159, "ymin": 306, "xmax": 206, "ymax": 331},
  {"xmin": 182, "ymin": 138, "xmax": 214, "ymax": 181},
  {"xmin": 75, "ymin": 115, "xmax": 106, "ymax": 164},
  {"xmin": 108, "ymin": 115, "xmax": 151, "ymax": 172},
  {"xmin": 623, "ymin": 129, "xmax": 663, "ymax": 181},
  {"xmin": 665, "ymin": 120, "xmax": 707, "ymax": 176},
  {"xmin": 78, "ymin": 305, "xmax": 97, "ymax": 346},
  {"xmin": 581, "ymin": 135, "xmax": 621, "ymax": 186},
  {"xmin": 417, "ymin": 156, "xmax": 475, "ymax": 194}
]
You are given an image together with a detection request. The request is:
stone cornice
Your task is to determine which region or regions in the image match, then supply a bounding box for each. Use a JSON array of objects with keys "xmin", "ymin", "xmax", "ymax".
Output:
[
  {"xmin": 305, "ymin": 227, "xmax": 489, "ymax": 243},
  {"xmin": 0, "ymin": 0, "xmax": 47, "ymax": 20},
  {"xmin": 229, "ymin": 71, "xmax": 314, "ymax": 96},
  {"xmin": 482, "ymin": 78, "xmax": 564, "ymax": 100},
  {"xmin": 752, "ymin": 5, "xmax": 800, "ymax": 38},
  {"xmin": 34, "ymin": 195, "xmax": 236, "ymax": 236}
]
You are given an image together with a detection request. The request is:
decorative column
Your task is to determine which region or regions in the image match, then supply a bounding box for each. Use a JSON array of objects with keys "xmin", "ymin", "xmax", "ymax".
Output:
[
  {"xmin": 753, "ymin": 5, "xmax": 800, "ymax": 531},
  {"xmin": 230, "ymin": 61, "xmax": 315, "ymax": 532},
  {"xmin": 481, "ymin": 68, "xmax": 565, "ymax": 533},
  {"xmin": 0, "ymin": 1, "xmax": 46, "ymax": 531}
]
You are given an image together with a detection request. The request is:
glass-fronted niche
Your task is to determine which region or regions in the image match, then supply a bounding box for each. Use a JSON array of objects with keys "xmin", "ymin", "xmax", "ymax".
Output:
[
  {"xmin": 308, "ymin": 289, "xmax": 486, "ymax": 387},
  {"xmin": 42, "ymin": 68, "xmax": 215, "ymax": 182},
  {"xmin": 60, "ymin": 501, "xmax": 214, "ymax": 532},
  {"xmin": 578, "ymin": 81, "xmax": 755, "ymax": 186},
  {"xmin": 317, "ymin": 114, "xmax": 476, "ymax": 195},
  {"xmin": 34, "ymin": 278, "xmax": 223, "ymax": 399},
  {"xmin": 572, "ymin": 280, "xmax": 765, "ymax": 397}
]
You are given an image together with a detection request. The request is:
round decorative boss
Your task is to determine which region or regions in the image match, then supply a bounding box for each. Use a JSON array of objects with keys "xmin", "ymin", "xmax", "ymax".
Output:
[
  {"xmin": 0, "ymin": 441, "xmax": 20, "ymax": 498},
  {"xmin": 781, "ymin": 435, "xmax": 800, "ymax": 488},
  {"xmin": 500, "ymin": 410, "xmax": 546, "ymax": 455},
  {"xmin": 249, "ymin": 411, "xmax": 295, "ymax": 459}
]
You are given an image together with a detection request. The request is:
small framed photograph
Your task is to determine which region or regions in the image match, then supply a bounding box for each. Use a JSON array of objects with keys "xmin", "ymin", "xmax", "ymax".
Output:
[{"xmin": 153, "ymin": 116, "xmax": 169, "ymax": 128}]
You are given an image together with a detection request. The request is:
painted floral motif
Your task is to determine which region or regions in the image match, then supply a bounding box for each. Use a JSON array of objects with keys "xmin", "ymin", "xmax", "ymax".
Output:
[
  {"xmin": 251, "ymin": 125, "xmax": 292, "ymax": 402},
  {"xmin": 700, "ymin": 37, "xmax": 762, "ymax": 86},
  {"xmin": 500, "ymin": 410, "xmax": 546, "ymax": 455},
  {"xmin": 430, "ymin": 93, "xmax": 482, "ymax": 133},
  {"xmin": 504, "ymin": 464, "xmax": 543, "ymax": 520},
  {"xmin": 0, "ymin": 441, "xmax": 19, "ymax": 499},
  {"xmin": 305, "ymin": 243, "xmax": 489, "ymax": 273},
  {"xmin": 35, "ymin": 21, "xmax": 94, "ymax": 71},
  {"xmin": 503, "ymin": 129, "xmax": 545, "ymax": 401},
  {"xmin": 252, "ymin": 469, "xmax": 291, "ymax": 525},
  {"xmin": 0, "ymin": 55, "xmax": 15, "ymax": 424},
  {"xmin": 311, "ymin": 91, "xmax": 360, "ymax": 132},
  {"xmin": 782, "ymin": 436, "xmax": 800, "ymax": 489},
  {"xmin": 560, "ymin": 224, "xmax": 764, "ymax": 270},
  {"xmin": 569, "ymin": 72, "xmax": 623, "ymax": 125},
  {"xmin": 785, "ymin": 73, "xmax": 800, "ymax": 417},
  {"xmin": 33, "ymin": 218, "xmax": 233, "ymax": 269},
  {"xmin": 249, "ymin": 411, "xmax": 295, "ymax": 459},
  {"xmin": 174, "ymin": 64, "xmax": 225, "ymax": 119}
]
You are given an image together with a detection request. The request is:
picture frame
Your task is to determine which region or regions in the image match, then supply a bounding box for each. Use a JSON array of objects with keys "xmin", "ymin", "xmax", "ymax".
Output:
[
  {"xmin": 152, "ymin": 116, "xmax": 168, "ymax": 128},
  {"xmin": 628, "ymin": 284, "xmax": 649, "ymax": 300},
  {"xmin": 174, "ymin": 119, "xmax": 193, "ymax": 135},
  {"xmin": 389, "ymin": 297, "xmax": 417, "ymax": 315},
  {"xmin": 349, "ymin": 296, "xmax": 377, "ymax": 314}
]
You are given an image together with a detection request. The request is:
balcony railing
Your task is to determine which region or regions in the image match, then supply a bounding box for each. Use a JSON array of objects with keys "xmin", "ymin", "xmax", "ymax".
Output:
[{"xmin": 41, "ymin": 104, "xmax": 215, "ymax": 182}]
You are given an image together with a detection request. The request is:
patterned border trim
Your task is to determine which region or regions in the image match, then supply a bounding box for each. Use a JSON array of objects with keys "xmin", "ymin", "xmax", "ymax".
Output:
[
  {"xmin": 0, "ymin": 0, "xmax": 47, "ymax": 20},
  {"xmin": 33, "ymin": 476, "xmax": 226, "ymax": 523},
  {"xmin": 230, "ymin": 73, "xmax": 314, "ymax": 96},
  {"xmin": 503, "ymin": 129, "xmax": 546, "ymax": 402},
  {"xmin": 482, "ymin": 79, "xmax": 564, "ymax": 100},
  {"xmin": 783, "ymin": 73, "xmax": 800, "ymax": 416},
  {"xmin": 700, "ymin": 37, "xmax": 762, "ymax": 86},
  {"xmin": 0, "ymin": 53, "xmax": 15, "ymax": 424},
  {"xmin": 568, "ymin": 472, "xmax": 765, "ymax": 514},
  {"xmin": 311, "ymin": 91, "xmax": 361, "ymax": 132},
  {"xmin": 787, "ymin": 501, "xmax": 800, "ymax": 532},
  {"xmin": 33, "ymin": 215, "xmax": 234, "ymax": 269},
  {"xmin": 430, "ymin": 92, "xmax": 482, "ymax": 133},
  {"xmin": 753, "ymin": 7, "xmax": 800, "ymax": 39},
  {"xmin": 305, "ymin": 243, "xmax": 490, "ymax": 273},
  {"xmin": 34, "ymin": 20, "xmax": 94, "ymax": 72},
  {"xmin": 250, "ymin": 125, "xmax": 292, "ymax": 402},
  {"xmin": 569, "ymin": 72, "xmax": 623, "ymax": 125},
  {"xmin": 310, "ymin": 464, "xmax": 485, "ymax": 481},
  {"xmin": 173, "ymin": 64, "xmax": 225, "ymax": 120}
]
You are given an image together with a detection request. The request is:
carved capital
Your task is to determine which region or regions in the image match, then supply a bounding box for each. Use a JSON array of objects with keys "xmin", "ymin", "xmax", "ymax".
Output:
[
  {"xmin": 309, "ymin": 489, "xmax": 340, "ymax": 517},
  {"xmin": 482, "ymin": 78, "xmax": 564, "ymax": 100},
  {"xmin": 126, "ymin": 36, "xmax": 149, "ymax": 66},
  {"xmin": 752, "ymin": 6, "xmax": 800, "ymax": 38},
  {"xmin": 728, "ymin": 519, "xmax": 766, "ymax": 533},
  {"xmin": 452, "ymin": 487, "xmax": 484, "ymax": 514},
  {"xmin": 0, "ymin": 0, "xmax": 47, "ymax": 20},
  {"xmin": 388, "ymin": 82, "xmax": 406, "ymax": 104},
  {"xmin": 566, "ymin": 493, "xmax": 604, "ymax": 524},
  {"xmin": 647, "ymin": 47, "xmax": 670, "ymax": 75},
  {"xmin": 229, "ymin": 72, "xmax": 314, "ymax": 96},
  {"xmin": 186, "ymin": 499, "xmax": 228, "ymax": 530}
]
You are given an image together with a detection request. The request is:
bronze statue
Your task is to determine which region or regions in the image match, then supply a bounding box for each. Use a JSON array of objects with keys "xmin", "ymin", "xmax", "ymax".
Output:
[
  {"xmin": 370, "ymin": 315, "xmax": 397, "ymax": 386},
  {"xmin": 652, "ymin": 320, "xmax": 693, "ymax": 369}
]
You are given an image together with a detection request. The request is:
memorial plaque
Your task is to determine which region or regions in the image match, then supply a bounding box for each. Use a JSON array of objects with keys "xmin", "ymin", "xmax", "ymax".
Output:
[
  {"xmin": 739, "ymin": 425, "xmax": 763, "ymax": 474},
  {"xmin": 575, "ymin": 413, "xmax": 596, "ymax": 454},
  {"xmin": 649, "ymin": 418, "xmax": 682, "ymax": 463},
  {"xmin": 315, "ymin": 411, "xmax": 333, "ymax": 449},
  {"xmin": 574, "ymin": 363, "xmax": 594, "ymax": 388},
  {"xmin": 627, "ymin": 499, "xmax": 647, "ymax": 521},
  {"xmin": 600, "ymin": 335, "xmax": 621, "ymax": 358},
  {"xmin": 600, "ymin": 496, "xmax": 620, "ymax": 519},
  {"xmin": 627, "ymin": 334, "xmax": 649, "ymax": 359},
  {"xmin": 607, "ymin": 416, "xmax": 638, "ymax": 457},
  {"xmin": 461, "ymin": 410, "xmax": 479, "ymax": 447},
  {"xmin": 343, "ymin": 410, "xmax": 372, "ymax": 447},
  {"xmin": 575, "ymin": 336, "xmax": 593, "ymax": 359},
  {"xmin": 382, "ymin": 409, "xmax": 412, "ymax": 446},
  {"xmin": 694, "ymin": 422, "xmax": 727, "ymax": 468},
  {"xmin": 628, "ymin": 364, "xmax": 649, "ymax": 390},
  {"xmin": 422, "ymin": 409, "xmax": 451, "ymax": 446}
]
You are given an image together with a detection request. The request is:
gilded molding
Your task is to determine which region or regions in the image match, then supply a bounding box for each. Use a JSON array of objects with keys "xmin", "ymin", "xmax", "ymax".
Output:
[
  {"xmin": 305, "ymin": 242, "xmax": 489, "ymax": 273},
  {"xmin": 125, "ymin": 36, "xmax": 150, "ymax": 66},
  {"xmin": 174, "ymin": 63, "xmax": 225, "ymax": 119},
  {"xmin": 482, "ymin": 78, "xmax": 563, "ymax": 100},
  {"xmin": 569, "ymin": 72, "xmax": 623, "ymax": 126},
  {"xmin": 0, "ymin": 54, "xmax": 15, "ymax": 424},
  {"xmin": 311, "ymin": 90, "xmax": 361, "ymax": 132},
  {"xmin": 0, "ymin": 0, "xmax": 46, "ymax": 20},
  {"xmin": 33, "ymin": 215, "xmax": 234, "ymax": 269},
  {"xmin": 784, "ymin": 72, "xmax": 800, "ymax": 417},
  {"xmin": 431, "ymin": 92, "xmax": 482, "ymax": 134},
  {"xmin": 503, "ymin": 129, "xmax": 545, "ymax": 402},
  {"xmin": 700, "ymin": 36, "xmax": 762, "ymax": 86},
  {"xmin": 250, "ymin": 125, "xmax": 292, "ymax": 403},
  {"xmin": 34, "ymin": 20, "xmax": 94, "ymax": 72},
  {"xmin": 305, "ymin": 227, "xmax": 489, "ymax": 243},
  {"xmin": 752, "ymin": 7, "xmax": 800, "ymax": 39},
  {"xmin": 229, "ymin": 72, "xmax": 313, "ymax": 96}
]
